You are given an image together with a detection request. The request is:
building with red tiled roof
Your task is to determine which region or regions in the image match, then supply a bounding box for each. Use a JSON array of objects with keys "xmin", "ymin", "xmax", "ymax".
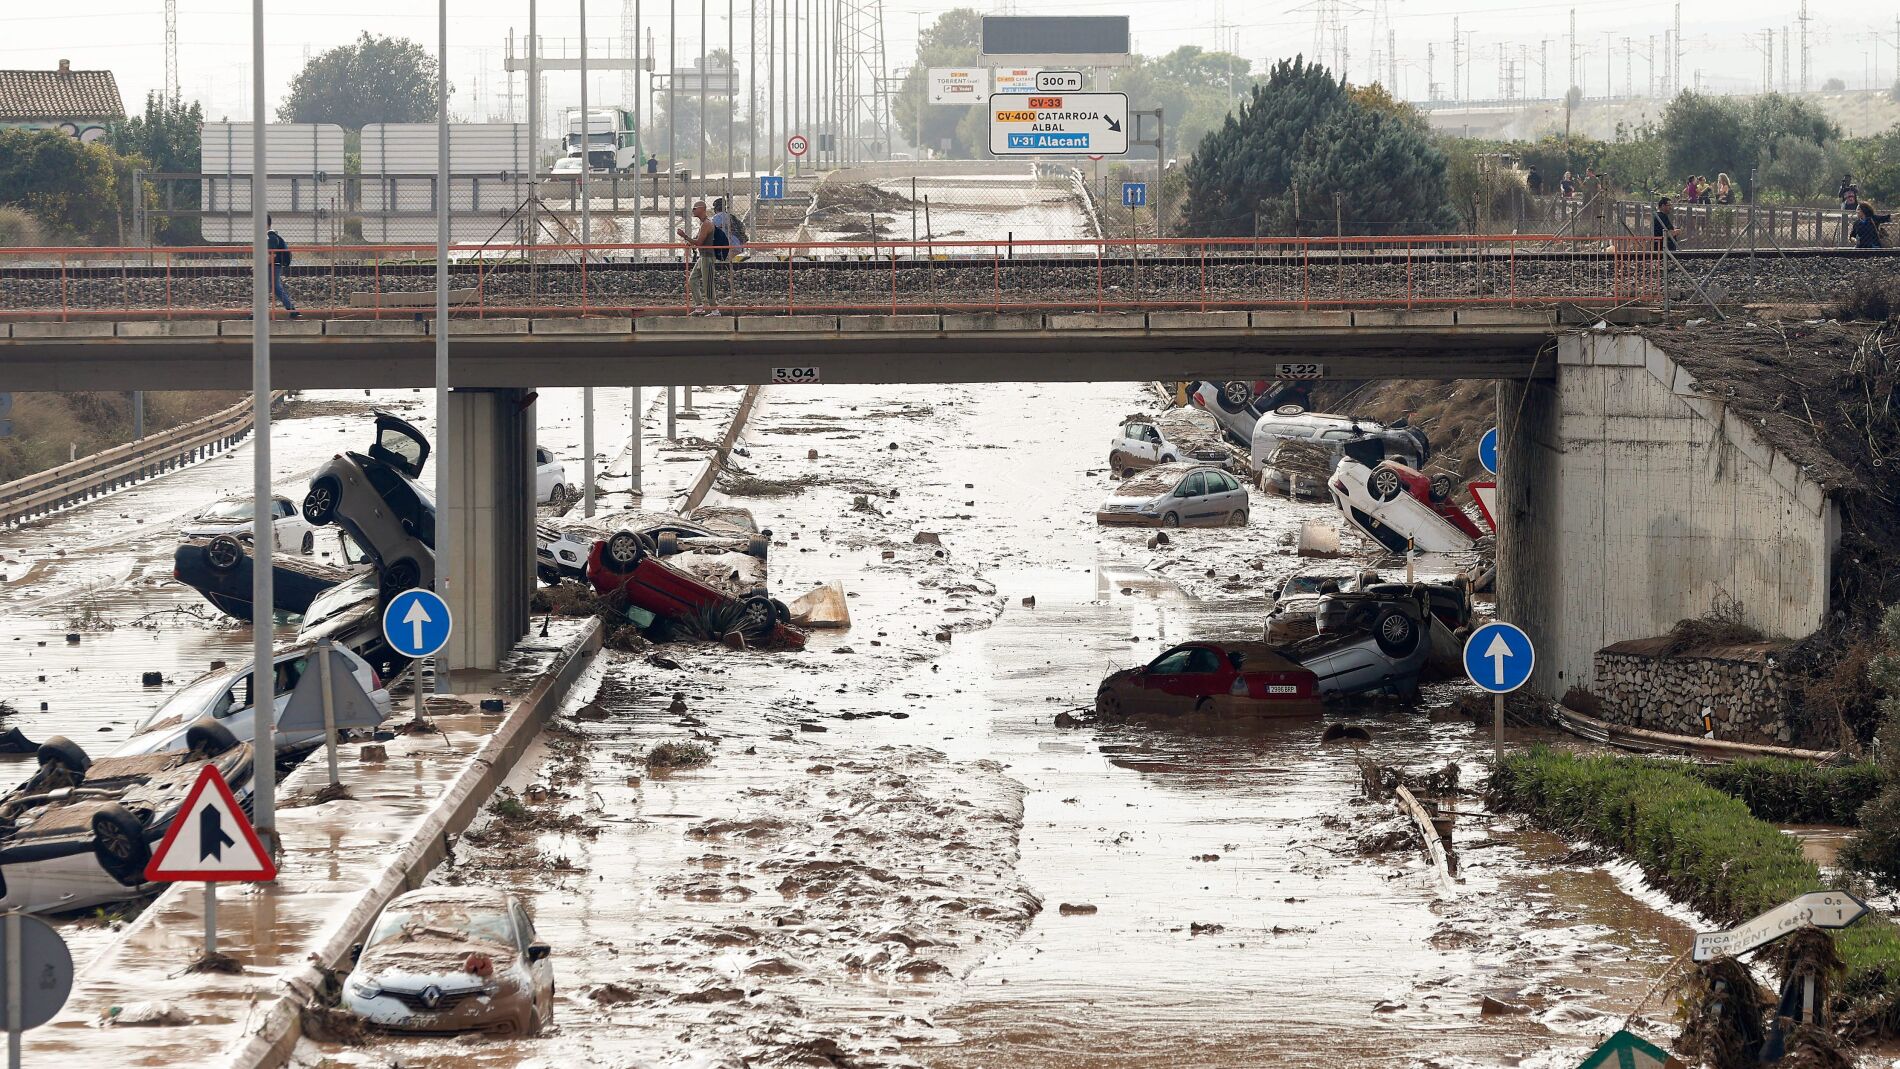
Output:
[{"xmin": 0, "ymin": 59, "xmax": 124, "ymax": 142}]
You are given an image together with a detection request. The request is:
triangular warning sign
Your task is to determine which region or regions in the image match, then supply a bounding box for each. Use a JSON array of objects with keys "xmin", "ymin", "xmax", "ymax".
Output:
[
  {"xmin": 144, "ymin": 764, "xmax": 277, "ymax": 882},
  {"xmin": 1467, "ymin": 481, "xmax": 1498, "ymax": 534},
  {"xmin": 1576, "ymin": 1029, "xmax": 1683, "ymax": 1068}
]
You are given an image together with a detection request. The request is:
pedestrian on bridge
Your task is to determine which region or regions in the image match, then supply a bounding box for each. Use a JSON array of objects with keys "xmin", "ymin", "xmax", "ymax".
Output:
[
  {"xmin": 1852, "ymin": 201, "xmax": 1891, "ymax": 249},
  {"xmin": 1714, "ymin": 173, "xmax": 1735, "ymax": 205},
  {"xmin": 711, "ymin": 197, "xmax": 748, "ymax": 262},
  {"xmin": 266, "ymin": 217, "xmax": 302, "ymax": 320},
  {"xmin": 1653, "ymin": 197, "xmax": 1680, "ymax": 253},
  {"xmin": 678, "ymin": 200, "xmax": 720, "ymax": 315}
]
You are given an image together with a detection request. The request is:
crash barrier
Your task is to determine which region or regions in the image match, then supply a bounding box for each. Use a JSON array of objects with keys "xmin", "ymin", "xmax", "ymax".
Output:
[
  {"xmin": 679, "ymin": 384, "xmax": 763, "ymax": 512},
  {"xmin": 0, "ymin": 234, "xmax": 1665, "ymax": 320},
  {"xmin": 0, "ymin": 392, "xmax": 285, "ymax": 527},
  {"xmin": 218, "ymin": 616, "xmax": 603, "ymax": 1069}
]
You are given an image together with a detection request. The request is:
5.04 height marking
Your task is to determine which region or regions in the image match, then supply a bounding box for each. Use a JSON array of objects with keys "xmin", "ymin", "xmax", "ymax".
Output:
[{"xmin": 770, "ymin": 366, "xmax": 822, "ymax": 385}]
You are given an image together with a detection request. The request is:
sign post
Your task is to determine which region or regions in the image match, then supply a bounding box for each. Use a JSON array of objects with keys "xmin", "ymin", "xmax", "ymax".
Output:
[
  {"xmin": 786, "ymin": 134, "xmax": 808, "ymax": 159},
  {"xmin": 988, "ymin": 92, "xmax": 1129, "ymax": 155},
  {"xmin": 144, "ymin": 764, "xmax": 279, "ymax": 960},
  {"xmin": 1463, "ymin": 622, "xmax": 1536, "ymax": 760},
  {"xmin": 0, "ymin": 912, "xmax": 71, "ymax": 1069},
  {"xmin": 1692, "ymin": 890, "xmax": 1870, "ymax": 962},
  {"xmin": 382, "ymin": 589, "xmax": 454, "ymax": 727},
  {"xmin": 1121, "ymin": 182, "xmax": 1146, "ymax": 208},
  {"xmin": 759, "ymin": 174, "xmax": 785, "ymax": 201},
  {"xmin": 280, "ymin": 640, "xmax": 391, "ymax": 787}
]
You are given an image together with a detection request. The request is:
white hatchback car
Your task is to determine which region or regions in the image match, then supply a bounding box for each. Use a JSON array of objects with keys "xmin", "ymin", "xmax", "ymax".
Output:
[
  {"xmin": 1096, "ymin": 462, "xmax": 1251, "ymax": 528},
  {"xmin": 183, "ymin": 495, "xmax": 316, "ymax": 555},
  {"xmin": 535, "ymin": 447, "xmax": 572, "ymax": 508},
  {"xmin": 345, "ymin": 886, "xmax": 555, "ymax": 1036},
  {"xmin": 115, "ymin": 645, "xmax": 390, "ymax": 758}
]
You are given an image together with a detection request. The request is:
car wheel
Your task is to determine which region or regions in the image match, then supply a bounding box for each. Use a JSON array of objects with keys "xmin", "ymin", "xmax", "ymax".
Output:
[
  {"xmin": 1274, "ymin": 403, "xmax": 1307, "ymax": 416},
  {"xmin": 1161, "ymin": 453, "xmax": 1178, "ymax": 464},
  {"xmin": 655, "ymin": 531, "xmax": 682, "ymax": 557},
  {"xmin": 91, "ymin": 804, "xmax": 151, "ymax": 885},
  {"xmin": 1162, "ymin": 512, "xmax": 1181, "ymax": 528},
  {"xmin": 738, "ymin": 595, "xmax": 776, "ymax": 642},
  {"xmin": 1121, "ymin": 467, "xmax": 1137, "ymax": 479},
  {"xmin": 36, "ymin": 736, "xmax": 91, "ymax": 776},
  {"xmin": 1429, "ymin": 473, "xmax": 1454, "ymax": 502},
  {"xmin": 300, "ymin": 530, "xmax": 315, "ymax": 555},
  {"xmin": 537, "ymin": 564, "xmax": 563, "ymax": 585},
  {"xmin": 1098, "ymin": 690, "xmax": 1123, "ymax": 716},
  {"xmin": 771, "ymin": 598, "xmax": 792, "ymax": 625},
  {"xmin": 204, "ymin": 534, "xmax": 246, "ymax": 574},
  {"xmin": 302, "ymin": 477, "xmax": 341, "ymax": 526},
  {"xmin": 1217, "ymin": 380, "xmax": 1254, "ymax": 412},
  {"xmin": 1372, "ymin": 609, "xmax": 1420, "ymax": 657},
  {"xmin": 1368, "ymin": 467, "xmax": 1404, "ymax": 502},
  {"xmin": 744, "ymin": 535, "xmax": 769, "ymax": 560},
  {"xmin": 380, "ymin": 558, "xmax": 422, "ymax": 599},
  {"xmin": 603, "ymin": 531, "xmax": 652, "ymax": 573},
  {"xmin": 1194, "ymin": 697, "xmax": 1214, "ymax": 714},
  {"xmin": 1228, "ymin": 510, "xmax": 1248, "ymax": 526},
  {"xmin": 186, "ymin": 718, "xmax": 240, "ymax": 758},
  {"xmin": 548, "ymin": 484, "xmax": 568, "ymax": 510}
]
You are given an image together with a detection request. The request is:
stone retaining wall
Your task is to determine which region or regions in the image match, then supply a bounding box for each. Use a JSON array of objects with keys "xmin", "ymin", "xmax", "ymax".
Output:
[{"xmin": 1591, "ymin": 638, "xmax": 1795, "ymax": 743}]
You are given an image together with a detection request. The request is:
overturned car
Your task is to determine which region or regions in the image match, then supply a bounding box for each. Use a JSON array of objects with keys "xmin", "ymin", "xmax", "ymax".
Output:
[
  {"xmin": 0, "ymin": 727, "xmax": 255, "ymax": 914},
  {"xmin": 538, "ymin": 507, "xmax": 767, "ymax": 584},
  {"xmin": 1275, "ymin": 585, "xmax": 1434, "ymax": 699},
  {"xmin": 172, "ymin": 534, "xmax": 351, "ymax": 621},
  {"xmin": 586, "ymin": 532, "xmax": 804, "ymax": 648},
  {"xmin": 1329, "ymin": 437, "xmax": 1483, "ymax": 554}
]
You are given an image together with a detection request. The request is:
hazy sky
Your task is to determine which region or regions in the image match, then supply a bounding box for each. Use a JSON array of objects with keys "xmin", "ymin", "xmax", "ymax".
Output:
[{"xmin": 8, "ymin": 0, "xmax": 1893, "ymax": 126}]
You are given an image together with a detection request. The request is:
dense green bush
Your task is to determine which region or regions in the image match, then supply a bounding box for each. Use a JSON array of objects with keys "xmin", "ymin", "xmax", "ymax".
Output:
[
  {"xmin": 1688, "ymin": 759, "xmax": 1882, "ymax": 826},
  {"xmin": 1845, "ymin": 606, "xmax": 1900, "ymax": 890},
  {"xmin": 1491, "ymin": 747, "xmax": 1900, "ymax": 1015}
]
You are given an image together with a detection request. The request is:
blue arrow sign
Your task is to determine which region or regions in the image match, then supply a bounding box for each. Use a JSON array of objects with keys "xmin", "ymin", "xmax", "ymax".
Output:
[
  {"xmin": 1121, "ymin": 182, "xmax": 1146, "ymax": 207},
  {"xmin": 1478, "ymin": 427, "xmax": 1499, "ymax": 475},
  {"xmin": 759, "ymin": 175, "xmax": 784, "ymax": 201},
  {"xmin": 1464, "ymin": 622, "xmax": 1534, "ymax": 693},
  {"xmin": 382, "ymin": 588, "xmax": 452, "ymax": 659}
]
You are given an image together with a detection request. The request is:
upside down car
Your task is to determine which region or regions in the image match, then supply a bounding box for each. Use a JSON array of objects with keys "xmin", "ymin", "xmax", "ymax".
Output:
[{"xmin": 1328, "ymin": 437, "xmax": 1483, "ymax": 554}]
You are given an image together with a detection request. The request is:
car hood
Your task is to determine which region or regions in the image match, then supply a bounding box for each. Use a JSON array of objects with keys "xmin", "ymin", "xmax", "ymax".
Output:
[
  {"xmin": 356, "ymin": 937, "xmax": 521, "ymax": 983},
  {"xmin": 181, "ymin": 519, "xmax": 257, "ymax": 535},
  {"xmin": 1099, "ymin": 667, "xmax": 1142, "ymax": 690}
]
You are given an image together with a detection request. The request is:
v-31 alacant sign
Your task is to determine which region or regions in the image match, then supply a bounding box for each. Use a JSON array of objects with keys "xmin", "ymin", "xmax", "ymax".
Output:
[{"xmin": 989, "ymin": 92, "xmax": 1127, "ymax": 155}]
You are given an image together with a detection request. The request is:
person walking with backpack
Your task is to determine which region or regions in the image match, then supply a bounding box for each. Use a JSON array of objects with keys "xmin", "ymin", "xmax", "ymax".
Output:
[
  {"xmin": 266, "ymin": 216, "xmax": 302, "ymax": 318},
  {"xmin": 1852, "ymin": 201, "xmax": 1892, "ymax": 248},
  {"xmin": 677, "ymin": 200, "xmax": 722, "ymax": 314},
  {"xmin": 711, "ymin": 197, "xmax": 749, "ymax": 262}
]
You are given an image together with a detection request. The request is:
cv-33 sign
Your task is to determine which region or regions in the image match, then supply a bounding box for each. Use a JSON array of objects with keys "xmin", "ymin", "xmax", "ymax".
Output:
[{"xmin": 988, "ymin": 92, "xmax": 1128, "ymax": 156}]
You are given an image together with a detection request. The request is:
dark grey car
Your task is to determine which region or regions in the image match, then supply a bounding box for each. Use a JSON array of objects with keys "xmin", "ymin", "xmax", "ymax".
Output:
[{"xmin": 302, "ymin": 412, "xmax": 436, "ymax": 600}]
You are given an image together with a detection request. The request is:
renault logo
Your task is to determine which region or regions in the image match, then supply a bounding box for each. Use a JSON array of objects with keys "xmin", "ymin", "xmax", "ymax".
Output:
[{"xmin": 420, "ymin": 985, "xmax": 444, "ymax": 1009}]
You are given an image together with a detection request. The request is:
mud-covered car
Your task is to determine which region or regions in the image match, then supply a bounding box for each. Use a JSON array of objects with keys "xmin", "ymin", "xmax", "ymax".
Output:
[
  {"xmin": 181, "ymin": 494, "xmax": 316, "ymax": 555},
  {"xmin": 1096, "ymin": 641, "xmax": 1321, "ymax": 717},
  {"xmin": 1107, "ymin": 409, "xmax": 1236, "ymax": 478},
  {"xmin": 1263, "ymin": 573, "xmax": 1353, "ymax": 644},
  {"xmin": 587, "ymin": 541, "xmax": 803, "ymax": 648},
  {"xmin": 297, "ymin": 570, "xmax": 406, "ymax": 681},
  {"xmin": 0, "ymin": 727, "xmax": 255, "ymax": 914},
  {"xmin": 114, "ymin": 645, "xmax": 388, "ymax": 759},
  {"xmin": 1096, "ymin": 462, "xmax": 1249, "ymax": 528},
  {"xmin": 172, "ymin": 534, "xmax": 351, "ymax": 621},
  {"xmin": 1278, "ymin": 587, "xmax": 1433, "ymax": 698},
  {"xmin": 303, "ymin": 412, "xmax": 436, "ymax": 598},
  {"xmin": 1251, "ymin": 412, "xmax": 1429, "ymax": 497},
  {"xmin": 345, "ymin": 886, "xmax": 554, "ymax": 1036},
  {"xmin": 538, "ymin": 508, "xmax": 766, "ymax": 584},
  {"xmin": 1329, "ymin": 437, "xmax": 1482, "ymax": 554},
  {"xmin": 1187, "ymin": 380, "xmax": 1316, "ymax": 446}
]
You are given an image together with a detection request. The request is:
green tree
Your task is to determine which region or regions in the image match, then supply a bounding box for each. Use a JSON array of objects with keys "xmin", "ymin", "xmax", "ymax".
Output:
[
  {"xmin": 107, "ymin": 91, "xmax": 204, "ymax": 244},
  {"xmin": 278, "ymin": 32, "xmax": 442, "ymax": 131},
  {"xmin": 644, "ymin": 49, "xmax": 753, "ymax": 166},
  {"xmin": 1110, "ymin": 46, "xmax": 1255, "ymax": 161},
  {"xmin": 1661, "ymin": 92, "xmax": 1748, "ymax": 188},
  {"xmin": 1844, "ymin": 605, "xmax": 1900, "ymax": 889},
  {"xmin": 1182, "ymin": 57, "xmax": 1456, "ymax": 236},
  {"xmin": 0, "ymin": 128, "xmax": 124, "ymax": 243},
  {"xmin": 891, "ymin": 8, "xmax": 983, "ymax": 158}
]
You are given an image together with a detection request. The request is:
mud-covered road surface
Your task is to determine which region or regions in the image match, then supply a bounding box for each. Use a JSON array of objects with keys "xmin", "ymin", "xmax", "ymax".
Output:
[{"xmin": 290, "ymin": 379, "xmax": 1713, "ymax": 1068}]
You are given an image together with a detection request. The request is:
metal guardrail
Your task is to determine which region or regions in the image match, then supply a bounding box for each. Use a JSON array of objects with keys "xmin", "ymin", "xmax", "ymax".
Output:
[
  {"xmin": 0, "ymin": 235, "xmax": 1665, "ymax": 319},
  {"xmin": 0, "ymin": 394, "xmax": 280, "ymax": 526}
]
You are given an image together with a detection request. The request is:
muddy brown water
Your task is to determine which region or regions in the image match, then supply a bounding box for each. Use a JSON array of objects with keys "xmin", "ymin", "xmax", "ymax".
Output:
[{"xmin": 290, "ymin": 380, "xmax": 1716, "ymax": 1069}]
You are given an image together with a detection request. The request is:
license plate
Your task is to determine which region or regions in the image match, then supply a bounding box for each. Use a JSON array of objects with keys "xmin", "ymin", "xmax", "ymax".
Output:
[
  {"xmin": 1275, "ymin": 362, "xmax": 1325, "ymax": 379},
  {"xmin": 1266, "ymin": 685, "xmax": 1298, "ymax": 695}
]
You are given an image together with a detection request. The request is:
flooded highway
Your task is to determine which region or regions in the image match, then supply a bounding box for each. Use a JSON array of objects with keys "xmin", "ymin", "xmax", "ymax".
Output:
[{"xmin": 291, "ymin": 379, "xmax": 1702, "ymax": 1068}]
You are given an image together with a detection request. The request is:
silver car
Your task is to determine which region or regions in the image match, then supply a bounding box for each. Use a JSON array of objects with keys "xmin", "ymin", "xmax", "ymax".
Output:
[
  {"xmin": 302, "ymin": 412, "xmax": 436, "ymax": 599},
  {"xmin": 116, "ymin": 645, "xmax": 389, "ymax": 758},
  {"xmin": 1095, "ymin": 462, "xmax": 1251, "ymax": 528}
]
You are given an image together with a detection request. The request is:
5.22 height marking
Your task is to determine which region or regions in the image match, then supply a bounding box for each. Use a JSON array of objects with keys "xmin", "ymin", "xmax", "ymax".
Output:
[
  {"xmin": 1275, "ymin": 362, "xmax": 1326, "ymax": 380},
  {"xmin": 770, "ymin": 366, "xmax": 822, "ymax": 385}
]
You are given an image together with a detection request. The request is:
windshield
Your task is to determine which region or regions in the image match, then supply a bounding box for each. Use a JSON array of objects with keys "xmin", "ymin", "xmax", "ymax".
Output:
[
  {"xmin": 302, "ymin": 571, "xmax": 379, "ymax": 628},
  {"xmin": 1280, "ymin": 576, "xmax": 1333, "ymax": 597},
  {"xmin": 134, "ymin": 668, "xmax": 242, "ymax": 732},
  {"xmin": 379, "ymin": 426, "xmax": 425, "ymax": 468},
  {"xmin": 369, "ymin": 904, "xmax": 516, "ymax": 948},
  {"xmin": 198, "ymin": 499, "xmax": 253, "ymax": 521}
]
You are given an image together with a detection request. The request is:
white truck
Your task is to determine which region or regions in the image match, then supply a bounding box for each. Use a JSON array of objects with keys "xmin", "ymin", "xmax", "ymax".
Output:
[{"xmin": 563, "ymin": 107, "xmax": 641, "ymax": 172}]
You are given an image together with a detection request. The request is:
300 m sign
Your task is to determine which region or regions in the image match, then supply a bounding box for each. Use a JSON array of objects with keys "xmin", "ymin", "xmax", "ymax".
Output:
[{"xmin": 771, "ymin": 366, "xmax": 822, "ymax": 384}]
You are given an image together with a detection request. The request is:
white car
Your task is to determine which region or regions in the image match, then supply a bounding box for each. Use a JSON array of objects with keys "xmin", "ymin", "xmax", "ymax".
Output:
[
  {"xmin": 1107, "ymin": 409, "xmax": 1235, "ymax": 477},
  {"xmin": 1251, "ymin": 411, "xmax": 1428, "ymax": 497},
  {"xmin": 1095, "ymin": 462, "xmax": 1251, "ymax": 528},
  {"xmin": 1328, "ymin": 440, "xmax": 1483, "ymax": 554},
  {"xmin": 183, "ymin": 495, "xmax": 316, "ymax": 555},
  {"xmin": 115, "ymin": 645, "xmax": 390, "ymax": 758},
  {"xmin": 537, "ymin": 508, "xmax": 765, "ymax": 584},
  {"xmin": 345, "ymin": 886, "xmax": 555, "ymax": 1036},
  {"xmin": 535, "ymin": 447, "xmax": 572, "ymax": 508},
  {"xmin": 549, "ymin": 154, "xmax": 584, "ymax": 179}
]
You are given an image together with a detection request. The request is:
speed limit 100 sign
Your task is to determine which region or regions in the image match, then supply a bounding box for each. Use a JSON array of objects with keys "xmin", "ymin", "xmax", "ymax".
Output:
[{"xmin": 787, "ymin": 134, "xmax": 809, "ymax": 157}]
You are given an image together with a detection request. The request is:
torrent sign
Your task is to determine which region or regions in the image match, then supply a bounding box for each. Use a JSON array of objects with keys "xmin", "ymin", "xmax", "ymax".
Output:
[{"xmin": 989, "ymin": 92, "xmax": 1128, "ymax": 155}]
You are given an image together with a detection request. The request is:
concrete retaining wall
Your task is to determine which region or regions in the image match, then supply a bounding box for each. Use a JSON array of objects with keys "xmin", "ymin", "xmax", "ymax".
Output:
[
  {"xmin": 1500, "ymin": 332, "xmax": 1839, "ymax": 695},
  {"xmin": 1591, "ymin": 640, "xmax": 1796, "ymax": 743}
]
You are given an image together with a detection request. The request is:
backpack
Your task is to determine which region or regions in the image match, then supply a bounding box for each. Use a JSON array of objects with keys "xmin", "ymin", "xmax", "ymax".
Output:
[
  {"xmin": 728, "ymin": 214, "xmax": 748, "ymax": 245},
  {"xmin": 709, "ymin": 225, "xmax": 730, "ymax": 261}
]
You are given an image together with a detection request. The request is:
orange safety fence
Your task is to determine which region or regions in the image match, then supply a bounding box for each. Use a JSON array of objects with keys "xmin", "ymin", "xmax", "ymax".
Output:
[{"xmin": 0, "ymin": 235, "xmax": 1665, "ymax": 321}]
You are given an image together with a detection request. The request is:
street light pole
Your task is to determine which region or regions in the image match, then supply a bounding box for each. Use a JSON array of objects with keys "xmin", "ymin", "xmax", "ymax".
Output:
[
  {"xmin": 528, "ymin": 0, "xmax": 538, "ymax": 253},
  {"xmin": 434, "ymin": 0, "xmax": 452, "ymax": 696},
  {"xmin": 248, "ymin": 0, "xmax": 277, "ymax": 854},
  {"xmin": 582, "ymin": 0, "xmax": 598, "ymax": 516}
]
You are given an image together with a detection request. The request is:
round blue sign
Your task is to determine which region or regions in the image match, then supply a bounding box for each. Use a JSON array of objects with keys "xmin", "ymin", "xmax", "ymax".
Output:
[
  {"xmin": 1463, "ymin": 622, "xmax": 1534, "ymax": 694},
  {"xmin": 382, "ymin": 588, "xmax": 453, "ymax": 659},
  {"xmin": 1478, "ymin": 427, "xmax": 1500, "ymax": 476}
]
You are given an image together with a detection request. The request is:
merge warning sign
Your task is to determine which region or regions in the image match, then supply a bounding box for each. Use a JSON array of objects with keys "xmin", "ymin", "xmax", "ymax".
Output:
[{"xmin": 988, "ymin": 92, "xmax": 1128, "ymax": 155}]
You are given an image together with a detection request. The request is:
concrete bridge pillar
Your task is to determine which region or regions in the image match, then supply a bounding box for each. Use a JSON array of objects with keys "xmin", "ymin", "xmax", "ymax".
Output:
[{"xmin": 443, "ymin": 388, "xmax": 536, "ymax": 671}]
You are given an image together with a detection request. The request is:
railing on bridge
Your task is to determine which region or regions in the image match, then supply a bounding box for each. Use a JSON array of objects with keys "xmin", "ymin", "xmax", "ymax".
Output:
[{"xmin": 0, "ymin": 235, "xmax": 1663, "ymax": 321}]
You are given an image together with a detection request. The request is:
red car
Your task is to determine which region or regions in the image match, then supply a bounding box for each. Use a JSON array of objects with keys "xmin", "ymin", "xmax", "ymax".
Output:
[
  {"xmin": 1095, "ymin": 641, "xmax": 1321, "ymax": 717},
  {"xmin": 586, "ymin": 538, "xmax": 803, "ymax": 648}
]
